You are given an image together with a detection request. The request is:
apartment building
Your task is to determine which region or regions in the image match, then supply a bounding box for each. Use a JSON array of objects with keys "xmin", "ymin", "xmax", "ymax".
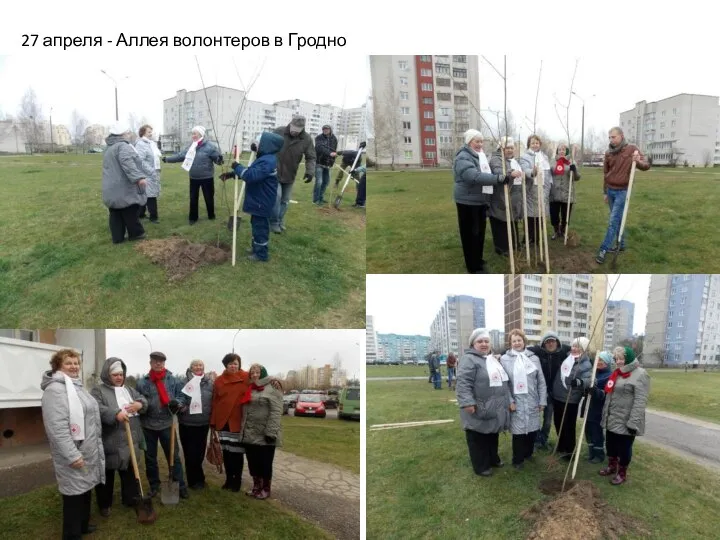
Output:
[
  {"xmin": 489, "ymin": 329, "xmax": 506, "ymax": 353},
  {"xmin": 504, "ymin": 275, "xmax": 608, "ymax": 352},
  {"xmin": 430, "ymin": 295, "xmax": 486, "ymax": 356},
  {"xmin": 366, "ymin": 315, "xmax": 379, "ymax": 364},
  {"xmin": 604, "ymin": 300, "xmax": 636, "ymax": 350},
  {"xmin": 376, "ymin": 334, "xmax": 431, "ymax": 363},
  {"xmin": 370, "ymin": 55, "xmax": 480, "ymax": 167},
  {"xmin": 619, "ymin": 94, "xmax": 720, "ymax": 166}
]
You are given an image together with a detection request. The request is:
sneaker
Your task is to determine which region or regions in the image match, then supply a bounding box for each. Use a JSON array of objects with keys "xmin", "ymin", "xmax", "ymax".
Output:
[
  {"xmin": 271, "ymin": 224, "xmax": 282, "ymax": 234},
  {"xmin": 247, "ymin": 254, "xmax": 268, "ymax": 263},
  {"xmin": 595, "ymin": 249, "xmax": 607, "ymax": 264},
  {"xmin": 128, "ymin": 234, "xmax": 147, "ymax": 241},
  {"xmin": 607, "ymin": 245, "xmax": 626, "ymax": 253},
  {"xmin": 280, "ymin": 224, "xmax": 287, "ymax": 232},
  {"xmin": 479, "ymin": 469, "xmax": 493, "ymax": 477},
  {"xmin": 353, "ymin": 203, "xmax": 366, "ymax": 208},
  {"xmin": 150, "ymin": 219, "xmax": 159, "ymax": 224}
]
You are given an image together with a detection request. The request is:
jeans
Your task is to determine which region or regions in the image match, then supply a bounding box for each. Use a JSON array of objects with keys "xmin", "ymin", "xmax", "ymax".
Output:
[
  {"xmin": 585, "ymin": 421, "xmax": 605, "ymax": 460},
  {"xmin": 314, "ymin": 166, "xmax": 331, "ymax": 203},
  {"xmin": 600, "ymin": 188, "xmax": 627, "ymax": 251},
  {"xmin": 251, "ymin": 215, "xmax": 270, "ymax": 260},
  {"xmin": 355, "ymin": 171, "xmax": 366, "ymax": 206},
  {"xmin": 536, "ymin": 398, "xmax": 554, "ymax": 448},
  {"xmin": 447, "ymin": 367, "xmax": 456, "ymax": 387},
  {"xmin": 431, "ymin": 370, "xmax": 442, "ymax": 389},
  {"xmin": 143, "ymin": 427, "xmax": 186, "ymax": 491},
  {"xmin": 270, "ymin": 183, "xmax": 294, "ymax": 228}
]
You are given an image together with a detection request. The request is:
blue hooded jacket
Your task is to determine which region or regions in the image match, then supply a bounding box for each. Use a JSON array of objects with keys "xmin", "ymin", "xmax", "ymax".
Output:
[
  {"xmin": 587, "ymin": 365, "xmax": 612, "ymax": 423},
  {"xmin": 232, "ymin": 132, "xmax": 284, "ymax": 218}
]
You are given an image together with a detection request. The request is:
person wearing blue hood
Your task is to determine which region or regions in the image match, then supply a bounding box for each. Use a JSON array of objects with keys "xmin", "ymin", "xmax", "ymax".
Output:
[
  {"xmin": 528, "ymin": 331, "xmax": 571, "ymax": 450},
  {"xmin": 222, "ymin": 131, "xmax": 284, "ymax": 262},
  {"xmin": 584, "ymin": 351, "xmax": 613, "ymax": 463}
]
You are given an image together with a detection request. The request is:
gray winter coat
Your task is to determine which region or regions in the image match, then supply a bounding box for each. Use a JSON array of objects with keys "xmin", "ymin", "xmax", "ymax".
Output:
[
  {"xmin": 178, "ymin": 369, "xmax": 214, "ymax": 427},
  {"xmin": 102, "ymin": 134, "xmax": 147, "ymax": 209},
  {"xmin": 456, "ymin": 349, "xmax": 512, "ymax": 434},
  {"xmin": 165, "ymin": 139, "xmax": 222, "ymax": 180},
  {"xmin": 452, "ymin": 145, "xmax": 500, "ymax": 206},
  {"xmin": 90, "ymin": 358, "xmax": 148, "ymax": 471},
  {"xmin": 601, "ymin": 361, "xmax": 650, "ymax": 436},
  {"xmin": 501, "ymin": 349, "xmax": 547, "ymax": 435},
  {"xmin": 488, "ymin": 151, "xmax": 523, "ymax": 221},
  {"xmin": 518, "ymin": 150, "xmax": 552, "ymax": 218},
  {"xmin": 550, "ymin": 161, "xmax": 581, "ymax": 203},
  {"xmin": 239, "ymin": 376, "xmax": 283, "ymax": 446},
  {"xmin": 552, "ymin": 353, "xmax": 593, "ymax": 405},
  {"xmin": 41, "ymin": 371, "xmax": 106, "ymax": 496},
  {"xmin": 134, "ymin": 138, "xmax": 161, "ymax": 198},
  {"xmin": 273, "ymin": 125, "xmax": 317, "ymax": 184},
  {"xmin": 135, "ymin": 370, "xmax": 185, "ymax": 431}
]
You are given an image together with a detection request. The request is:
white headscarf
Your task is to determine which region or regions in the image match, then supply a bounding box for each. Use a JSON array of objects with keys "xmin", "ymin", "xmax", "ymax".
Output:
[
  {"xmin": 508, "ymin": 348, "xmax": 537, "ymax": 395},
  {"xmin": 182, "ymin": 126, "xmax": 206, "ymax": 172},
  {"xmin": 114, "ymin": 386, "xmax": 137, "ymax": 417},
  {"xmin": 486, "ymin": 355, "xmax": 509, "ymax": 387},
  {"xmin": 63, "ymin": 374, "xmax": 85, "ymax": 441},
  {"xmin": 182, "ymin": 374, "xmax": 204, "ymax": 415}
]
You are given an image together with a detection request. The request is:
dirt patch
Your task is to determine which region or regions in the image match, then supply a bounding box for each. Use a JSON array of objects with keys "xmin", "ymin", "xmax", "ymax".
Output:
[
  {"xmin": 522, "ymin": 478, "xmax": 651, "ymax": 540},
  {"xmin": 136, "ymin": 238, "xmax": 230, "ymax": 282},
  {"xmin": 566, "ymin": 230, "xmax": 581, "ymax": 247}
]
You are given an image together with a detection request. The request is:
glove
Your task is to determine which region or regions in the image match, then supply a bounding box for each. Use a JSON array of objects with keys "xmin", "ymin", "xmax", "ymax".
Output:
[
  {"xmin": 569, "ymin": 164, "xmax": 577, "ymax": 173},
  {"xmin": 303, "ymin": 173, "xmax": 313, "ymax": 183},
  {"xmin": 627, "ymin": 427, "xmax": 637, "ymax": 436},
  {"xmin": 583, "ymin": 386, "xmax": 592, "ymax": 397},
  {"xmin": 168, "ymin": 399, "xmax": 180, "ymax": 415},
  {"xmin": 219, "ymin": 171, "xmax": 236, "ymax": 181},
  {"xmin": 264, "ymin": 435, "xmax": 276, "ymax": 445},
  {"xmin": 217, "ymin": 155, "xmax": 224, "ymax": 165},
  {"xmin": 571, "ymin": 378, "xmax": 583, "ymax": 388},
  {"xmin": 498, "ymin": 174, "xmax": 512, "ymax": 185},
  {"xmin": 161, "ymin": 156, "xmax": 167, "ymax": 163},
  {"xmin": 231, "ymin": 161, "xmax": 240, "ymax": 170},
  {"xmin": 250, "ymin": 143, "xmax": 258, "ymax": 153},
  {"xmin": 359, "ymin": 141, "xmax": 367, "ymax": 149}
]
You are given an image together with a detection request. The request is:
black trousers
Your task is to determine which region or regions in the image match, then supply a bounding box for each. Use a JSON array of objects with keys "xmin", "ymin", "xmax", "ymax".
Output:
[
  {"xmin": 550, "ymin": 201, "xmax": 573, "ymax": 232},
  {"xmin": 95, "ymin": 467, "xmax": 137, "ymax": 510},
  {"xmin": 553, "ymin": 399, "xmax": 580, "ymax": 454},
  {"xmin": 465, "ymin": 430, "xmax": 500, "ymax": 475},
  {"xmin": 222, "ymin": 449, "xmax": 245, "ymax": 484},
  {"xmin": 512, "ymin": 431, "xmax": 538, "ymax": 465},
  {"xmin": 527, "ymin": 217, "xmax": 541, "ymax": 245},
  {"xmin": 108, "ymin": 205, "xmax": 145, "ymax": 244},
  {"xmin": 62, "ymin": 490, "xmax": 92, "ymax": 540},
  {"xmin": 244, "ymin": 444, "xmax": 277, "ymax": 480},
  {"xmin": 189, "ymin": 177, "xmax": 215, "ymax": 221},
  {"xmin": 139, "ymin": 197, "xmax": 159, "ymax": 220},
  {"xmin": 606, "ymin": 430, "xmax": 636, "ymax": 466},
  {"xmin": 456, "ymin": 203, "xmax": 488, "ymax": 273},
  {"xmin": 489, "ymin": 216, "xmax": 520, "ymax": 254},
  {"xmin": 179, "ymin": 423, "xmax": 209, "ymax": 487}
]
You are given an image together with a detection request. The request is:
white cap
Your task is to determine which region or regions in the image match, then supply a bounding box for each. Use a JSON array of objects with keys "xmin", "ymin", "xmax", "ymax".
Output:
[
  {"xmin": 572, "ymin": 337, "xmax": 590, "ymax": 352},
  {"xmin": 469, "ymin": 328, "xmax": 491, "ymax": 347},
  {"xmin": 192, "ymin": 125, "xmax": 206, "ymax": 138},
  {"xmin": 109, "ymin": 123, "xmax": 130, "ymax": 135},
  {"xmin": 110, "ymin": 361, "xmax": 124, "ymax": 375},
  {"xmin": 464, "ymin": 129, "xmax": 483, "ymax": 145}
]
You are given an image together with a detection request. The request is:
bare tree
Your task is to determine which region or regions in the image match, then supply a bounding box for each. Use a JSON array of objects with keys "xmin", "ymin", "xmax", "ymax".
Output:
[
  {"xmin": 703, "ymin": 149, "xmax": 713, "ymax": 167},
  {"xmin": 127, "ymin": 113, "xmax": 141, "ymax": 143},
  {"xmin": 651, "ymin": 347, "xmax": 666, "ymax": 368},
  {"xmin": 17, "ymin": 88, "xmax": 44, "ymax": 154},
  {"xmin": 373, "ymin": 68, "xmax": 404, "ymax": 170},
  {"xmin": 70, "ymin": 110, "xmax": 89, "ymax": 153}
]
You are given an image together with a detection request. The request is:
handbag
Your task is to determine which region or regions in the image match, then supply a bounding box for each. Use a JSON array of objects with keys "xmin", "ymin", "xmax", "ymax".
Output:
[{"xmin": 206, "ymin": 428, "xmax": 223, "ymax": 473}]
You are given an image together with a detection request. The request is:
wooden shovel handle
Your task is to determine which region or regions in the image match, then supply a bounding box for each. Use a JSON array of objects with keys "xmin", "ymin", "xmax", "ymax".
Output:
[
  {"xmin": 169, "ymin": 415, "xmax": 176, "ymax": 468},
  {"xmin": 124, "ymin": 421, "xmax": 144, "ymax": 498}
]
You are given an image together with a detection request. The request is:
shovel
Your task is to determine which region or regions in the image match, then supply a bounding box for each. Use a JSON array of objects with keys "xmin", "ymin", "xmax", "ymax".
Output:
[
  {"xmin": 161, "ymin": 414, "xmax": 180, "ymax": 505},
  {"xmin": 125, "ymin": 421, "xmax": 157, "ymax": 524}
]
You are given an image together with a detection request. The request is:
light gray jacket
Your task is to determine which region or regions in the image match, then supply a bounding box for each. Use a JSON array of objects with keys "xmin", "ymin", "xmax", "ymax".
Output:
[
  {"xmin": 456, "ymin": 349, "xmax": 512, "ymax": 434},
  {"xmin": 41, "ymin": 371, "xmax": 106, "ymax": 496},
  {"xmin": 488, "ymin": 151, "xmax": 524, "ymax": 221},
  {"xmin": 518, "ymin": 150, "xmax": 552, "ymax": 218},
  {"xmin": 178, "ymin": 369, "xmax": 214, "ymax": 427},
  {"xmin": 550, "ymin": 160, "xmax": 581, "ymax": 203},
  {"xmin": 552, "ymin": 353, "xmax": 593, "ymax": 405},
  {"xmin": 601, "ymin": 362, "xmax": 650, "ymax": 436},
  {"xmin": 90, "ymin": 358, "xmax": 148, "ymax": 471},
  {"xmin": 501, "ymin": 349, "xmax": 547, "ymax": 435},
  {"xmin": 452, "ymin": 145, "xmax": 500, "ymax": 206},
  {"xmin": 239, "ymin": 377, "xmax": 283, "ymax": 446},
  {"xmin": 102, "ymin": 134, "xmax": 147, "ymax": 209},
  {"xmin": 134, "ymin": 137, "xmax": 161, "ymax": 198}
]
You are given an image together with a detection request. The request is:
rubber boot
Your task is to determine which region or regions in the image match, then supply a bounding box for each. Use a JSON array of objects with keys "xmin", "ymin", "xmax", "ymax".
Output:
[
  {"xmin": 611, "ymin": 465, "xmax": 628, "ymax": 485},
  {"xmin": 598, "ymin": 456, "xmax": 618, "ymax": 477},
  {"xmin": 246, "ymin": 476, "xmax": 262, "ymax": 497}
]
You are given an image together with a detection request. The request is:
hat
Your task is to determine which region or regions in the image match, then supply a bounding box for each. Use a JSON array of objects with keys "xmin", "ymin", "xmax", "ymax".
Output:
[
  {"xmin": 468, "ymin": 328, "xmax": 491, "ymax": 347},
  {"xmin": 322, "ymin": 124, "xmax": 331, "ymax": 130},
  {"xmin": 109, "ymin": 123, "xmax": 130, "ymax": 135},
  {"xmin": 290, "ymin": 116, "xmax": 306, "ymax": 129},
  {"xmin": 624, "ymin": 347, "xmax": 636, "ymax": 365},
  {"xmin": 192, "ymin": 126, "xmax": 206, "ymax": 138},
  {"xmin": 149, "ymin": 351, "xmax": 167, "ymax": 361},
  {"xmin": 572, "ymin": 337, "xmax": 590, "ymax": 352},
  {"xmin": 464, "ymin": 129, "xmax": 483, "ymax": 145},
  {"xmin": 110, "ymin": 360, "xmax": 124, "ymax": 375},
  {"xmin": 597, "ymin": 351, "xmax": 613, "ymax": 365}
]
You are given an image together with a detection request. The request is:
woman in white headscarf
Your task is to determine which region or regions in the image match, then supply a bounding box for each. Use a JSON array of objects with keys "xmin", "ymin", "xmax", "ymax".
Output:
[
  {"xmin": 500, "ymin": 329, "xmax": 547, "ymax": 469},
  {"xmin": 41, "ymin": 349, "xmax": 105, "ymax": 539},
  {"xmin": 518, "ymin": 134, "xmax": 553, "ymax": 247},
  {"xmin": 453, "ymin": 129, "xmax": 513, "ymax": 273},
  {"xmin": 90, "ymin": 357, "xmax": 147, "ymax": 517},
  {"xmin": 456, "ymin": 328, "xmax": 512, "ymax": 477},
  {"xmin": 551, "ymin": 336, "xmax": 593, "ymax": 460},
  {"xmin": 178, "ymin": 359, "xmax": 215, "ymax": 490},
  {"xmin": 489, "ymin": 137, "xmax": 524, "ymax": 257}
]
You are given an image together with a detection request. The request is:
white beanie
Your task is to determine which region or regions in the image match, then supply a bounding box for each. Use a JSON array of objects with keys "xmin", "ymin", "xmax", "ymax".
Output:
[
  {"xmin": 572, "ymin": 337, "xmax": 590, "ymax": 352},
  {"xmin": 468, "ymin": 328, "xmax": 491, "ymax": 347},
  {"xmin": 110, "ymin": 361, "xmax": 124, "ymax": 375},
  {"xmin": 192, "ymin": 125, "xmax": 206, "ymax": 138},
  {"xmin": 109, "ymin": 123, "xmax": 130, "ymax": 135},
  {"xmin": 464, "ymin": 129, "xmax": 483, "ymax": 145}
]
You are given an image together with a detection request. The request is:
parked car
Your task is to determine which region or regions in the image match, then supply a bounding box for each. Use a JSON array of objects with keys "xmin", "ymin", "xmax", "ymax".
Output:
[
  {"xmin": 87, "ymin": 147, "xmax": 104, "ymax": 153},
  {"xmin": 338, "ymin": 387, "xmax": 360, "ymax": 420},
  {"xmin": 324, "ymin": 391, "xmax": 339, "ymax": 409},
  {"xmin": 294, "ymin": 394, "xmax": 326, "ymax": 418},
  {"xmin": 282, "ymin": 400, "xmax": 290, "ymax": 415},
  {"xmin": 283, "ymin": 394, "xmax": 297, "ymax": 408}
]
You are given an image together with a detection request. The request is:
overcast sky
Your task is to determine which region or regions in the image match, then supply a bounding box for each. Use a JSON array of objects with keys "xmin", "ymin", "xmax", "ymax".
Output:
[
  {"xmin": 366, "ymin": 275, "xmax": 650, "ymax": 337},
  {"xmin": 105, "ymin": 329, "xmax": 362, "ymax": 380},
  {"xmin": 0, "ymin": 53, "xmax": 370, "ymax": 132}
]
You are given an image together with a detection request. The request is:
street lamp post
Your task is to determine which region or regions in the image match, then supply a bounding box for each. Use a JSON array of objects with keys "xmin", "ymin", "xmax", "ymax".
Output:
[
  {"xmin": 571, "ymin": 91, "xmax": 596, "ymax": 165},
  {"xmin": 100, "ymin": 70, "xmax": 129, "ymax": 122},
  {"xmin": 232, "ymin": 329, "xmax": 242, "ymax": 353}
]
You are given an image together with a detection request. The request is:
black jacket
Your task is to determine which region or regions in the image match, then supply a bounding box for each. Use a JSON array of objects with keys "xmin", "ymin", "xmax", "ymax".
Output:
[
  {"xmin": 528, "ymin": 344, "xmax": 571, "ymax": 398},
  {"xmin": 315, "ymin": 131, "xmax": 338, "ymax": 168},
  {"xmin": 338, "ymin": 149, "xmax": 363, "ymax": 170},
  {"xmin": 272, "ymin": 125, "xmax": 317, "ymax": 184}
]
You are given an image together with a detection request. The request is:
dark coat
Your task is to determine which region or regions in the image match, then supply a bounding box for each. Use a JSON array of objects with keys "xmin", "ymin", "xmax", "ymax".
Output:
[
  {"xmin": 453, "ymin": 145, "xmax": 499, "ymax": 206},
  {"xmin": 273, "ymin": 125, "xmax": 317, "ymax": 184},
  {"xmin": 232, "ymin": 132, "xmax": 284, "ymax": 218},
  {"xmin": 135, "ymin": 369, "xmax": 185, "ymax": 431},
  {"xmin": 315, "ymin": 130, "xmax": 338, "ymax": 168},
  {"xmin": 587, "ymin": 366, "xmax": 612, "ymax": 423},
  {"xmin": 165, "ymin": 139, "xmax": 222, "ymax": 180},
  {"xmin": 177, "ymin": 368, "xmax": 215, "ymax": 427}
]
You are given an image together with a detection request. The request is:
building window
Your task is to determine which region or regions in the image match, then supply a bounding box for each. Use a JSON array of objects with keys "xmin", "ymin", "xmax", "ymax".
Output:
[
  {"xmin": 662, "ymin": 110, "xmax": 666, "ymax": 116},
  {"xmin": 424, "ymin": 111, "xmax": 434, "ymax": 119},
  {"xmin": 424, "ymin": 138, "xmax": 436, "ymax": 146},
  {"xmin": 402, "ymin": 121, "xmax": 411, "ymax": 129},
  {"xmin": 437, "ymin": 92, "xmax": 451, "ymax": 101},
  {"xmin": 404, "ymin": 136, "xmax": 412, "ymax": 144},
  {"xmin": 671, "ymin": 120, "xmax": 676, "ymax": 127},
  {"xmin": 660, "ymin": 121, "xmax": 665, "ymax": 128},
  {"xmin": 454, "ymin": 81, "xmax": 468, "ymax": 91},
  {"xmin": 420, "ymin": 68, "xmax": 432, "ymax": 77},
  {"xmin": 400, "ymin": 91, "xmax": 409, "ymax": 100},
  {"xmin": 398, "ymin": 60, "xmax": 409, "ymax": 71},
  {"xmin": 423, "ymin": 97, "xmax": 434, "ymax": 105},
  {"xmin": 420, "ymin": 55, "xmax": 432, "ymax": 62},
  {"xmin": 436, "ymin": 78, "xmax": 451, "ymax": 87},
  {"xmin": 421, "ymin": 83, "xmax": 433, "ymax": 92},
  {"xmin": 453, "ymin": 55, "xmax": 467, "ymax": 63},
  {"xmin": 404, "ymin": 150, "xmax": 413, "ymax": 159},
  {"xmin": 453, "ymin": 68, "xmax": 467, "ymax": 78},
  {"xmin": 435, "ymin": 63, "xmax": 450, "ymax": 74},
  {"xmin": 425, "ymin": 125, "xmax": 436, "ymax": 132},
  {"xmin": 673, "ymin": 108, "xmax": 677, "ymax": 115},
  {"xmin": 425, "ymin": 151, "xmax": 436, "ymax": 159},
  {"xmin": 439, "ymin": 122, "xmax": 451, "ymax": 130},
  {"xmin": 455, "ymin": 95, "xmax": 468, "ymax": 105},
  {"xmin": 671, "ymin": 132, "xmax": 675, "ymax": 138},
  {"xmin": 400, "ymin": 77, "xmax": 408, "ymax": 86},
  {"xmin": 400, "ymin": 107, "xmax": 410, "ymax": 115}
]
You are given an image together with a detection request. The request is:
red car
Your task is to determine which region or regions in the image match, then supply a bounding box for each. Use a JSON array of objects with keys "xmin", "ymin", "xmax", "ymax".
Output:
[{"xmin": 294, "ymin": 394, "xmax": 326, "ymax": 418}]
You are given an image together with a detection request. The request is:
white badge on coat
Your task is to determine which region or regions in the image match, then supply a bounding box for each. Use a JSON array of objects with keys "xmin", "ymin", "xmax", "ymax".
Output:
[{"xmin": 482, "ymin": 185, "xmax": 494, "ymax": 194}]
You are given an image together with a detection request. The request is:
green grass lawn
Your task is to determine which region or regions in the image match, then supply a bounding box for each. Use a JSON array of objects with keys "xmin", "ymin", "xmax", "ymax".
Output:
[
  {"xmin": 367, "ymin": 365, "xmax": 430, "ymax": 377},
  {"xmin": 0, "ymin": 472, "xmax": 332, "ymax": 540},
  {"xmin": 367, "ymin": 166, "xmax": 720, "ymax": 273},
  {"xmin": 367, "ymin": 380, "xmax": 720, "ymax": 539},
  {"xmin": 281, "ymin": 414, "xmax": 360, "ymax": 474},
  {"xmin": 0, "ymin": 154, "xmax": 364, "ymax": 327},
  {"xmin": 645, "ymin": 369, "xmax": 720, "ymax": 424}
]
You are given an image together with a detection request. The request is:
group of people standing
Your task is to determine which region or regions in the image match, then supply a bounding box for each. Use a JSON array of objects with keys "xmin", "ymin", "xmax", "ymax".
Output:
[
  {"xmin": 455, "ymin": 328, "xmax": 650, "ymax": 486},
  {"xmin": 452, "ymin": 127, "xmax": 649, "ymax": 273},
  {"xmin": 41, "ymin": 348, "xmax": 283, "ymax": 540}
]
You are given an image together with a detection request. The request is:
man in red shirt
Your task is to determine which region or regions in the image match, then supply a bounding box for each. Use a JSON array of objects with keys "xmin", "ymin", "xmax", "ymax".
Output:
[{"xmin": 446, "ymin": 353, "xmax": 458, "ymax": 390}]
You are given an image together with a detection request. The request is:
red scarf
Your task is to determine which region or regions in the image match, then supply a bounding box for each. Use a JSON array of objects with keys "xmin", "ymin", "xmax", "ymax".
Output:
[
  {"xmin": 554, "ymin": 156, "xmax": 570, "ymax": 175},
  {"xmin": 604, "ymin": 368, "xmax": 632, "ymax": 394},
  {"xmin": 149, "ymin": 369, "xmax": 170, "ymax": 406}
]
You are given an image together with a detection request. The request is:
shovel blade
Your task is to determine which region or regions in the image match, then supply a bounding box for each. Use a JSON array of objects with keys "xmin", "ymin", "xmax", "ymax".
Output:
[
  {"xmin": 160, "ymin": 480, "xmax": 180, "ymax": 505},
  {"xmin": 134, "ymin": 496, "xmax": 157, "ymax": 524}
]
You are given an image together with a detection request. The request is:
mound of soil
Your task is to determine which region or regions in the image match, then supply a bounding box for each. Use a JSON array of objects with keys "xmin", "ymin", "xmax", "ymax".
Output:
[
  {"xmin": 521, "ymin": 478, "xmax": 650, "ymax": 540},
  {"xmin": 136, "ymin": 238, "xmax": 230, "ymax": 282}
]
